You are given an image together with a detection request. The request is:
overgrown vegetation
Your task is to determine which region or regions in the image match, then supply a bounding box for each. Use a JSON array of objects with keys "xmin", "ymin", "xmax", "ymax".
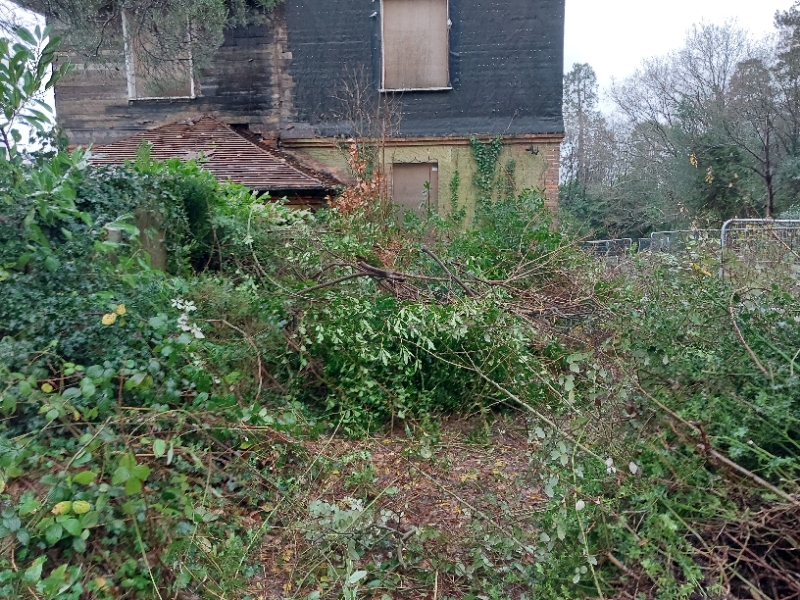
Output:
[{"xmin": 2, "ymin": 26, "xmax": 800, "ymax": 600}]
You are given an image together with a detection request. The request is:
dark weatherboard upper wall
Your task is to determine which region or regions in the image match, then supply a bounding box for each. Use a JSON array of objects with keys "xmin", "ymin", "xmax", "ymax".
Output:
[
  {"xmin": 55, "ymin": 0, "xmax": 564, "ymax": 145},
  {"xmin": 56, "ymin": 22, "xmax": 281, "ymax": 146},
  {"xmin": 283, "ymin": 0, "xmax": 565, "ymax": 138}
]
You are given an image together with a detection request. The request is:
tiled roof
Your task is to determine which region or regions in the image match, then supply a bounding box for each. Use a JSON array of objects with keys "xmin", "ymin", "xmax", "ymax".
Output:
[{"xmin": 89, "ymin": 116, "xmax": 329, "ymax": 191}]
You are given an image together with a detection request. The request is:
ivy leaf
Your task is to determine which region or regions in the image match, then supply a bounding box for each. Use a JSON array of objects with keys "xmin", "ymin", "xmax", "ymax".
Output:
[
  {"xmin": 80, "ymin": 377, "xmax": 96, "ymax": 398},
  {"xmin": 112, "ymin": 465, "xmax": 131, "ymax": 486},
  {"xmin": 2, "ymin": 394, "xmax": 17, "ymax": 415},
  {"xmin": 72, "ymin": 471, "xmax": 96, "ymax": 485},
  {"xmin": 131, "ymin": 465, "xmax": 150, "ymax": 481},
  {"xmin": 61, "ymin": 518, "xmax": 82, "ymax": 537},
  {"xmin": 51, "ymin": 501, "xmax": 71, "ymax": 515},
  {"xmin": 16, "ymin": 529, "xmax": 30, "ymax": 545},
  {"xmin": 72, "ymin": 501, "xmax": 91, "ymax": 515},
  {"xmin": 2, "ymin": 515, "xmax": 21, "ymax": 532},
  {"xmin": 44, "ymin": 255, "xmax": 60, "ymax": 272},
  {"xmin": 45, "ymin": 523, "xmax": 63, "ymax": 545},
  {"xmin": 18, "ymin": 497, "xmax": 41, "ymax": 516},
  {"xmin": 153, "ymin": 439, "xmax": 166, "ymax": 459},
  {"xmin": 23, "ymin": 556, "xmax": 45, "ymax": 584},
  {"xmin": 125, "ymin": 477, "xmax": 142, "ymax": 495}
]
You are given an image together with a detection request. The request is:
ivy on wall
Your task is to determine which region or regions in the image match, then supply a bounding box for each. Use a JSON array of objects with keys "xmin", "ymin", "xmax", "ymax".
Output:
[{"xmin": 469, "ymin": 135, "xmax": 516, "ymax": 208}]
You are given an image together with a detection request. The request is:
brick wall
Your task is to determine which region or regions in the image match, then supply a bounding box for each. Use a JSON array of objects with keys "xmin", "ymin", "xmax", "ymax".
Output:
[{"xmin": 542, "ymin": 140, "xmax": 562, "ymax": 215}]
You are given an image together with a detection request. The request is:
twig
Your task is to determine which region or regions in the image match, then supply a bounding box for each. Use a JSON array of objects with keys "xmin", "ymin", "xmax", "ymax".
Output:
[
  {"xmin": 206, "ymin": 319, "xmax": 263, "ymax": 401},
  {"xmin": 422, "ymin": 246, "xmax": 475, "ymax": 297},
  {"xmin": 606, "ymin": 552, "xmax": 635, "ymax": 577},
  {"xmin": 132, "ymin": 517, "xmax": 164, "ymax": 600},
  {"xmin": 634, "ymin": 381, "xmax": 800, "ymax": 509},
  {"xmin": 729, "ymin": 291, "xmax": 770, "ymax": 377},
  {"xmin": 298, "ymin": 272, "xmax": 372, "ymax": 294}
]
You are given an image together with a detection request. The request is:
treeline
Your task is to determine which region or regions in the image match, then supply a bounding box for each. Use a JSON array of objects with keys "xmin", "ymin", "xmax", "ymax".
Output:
[{"xmin": 561, "ymin": 3, "xmax": 800, "ymax": 239}]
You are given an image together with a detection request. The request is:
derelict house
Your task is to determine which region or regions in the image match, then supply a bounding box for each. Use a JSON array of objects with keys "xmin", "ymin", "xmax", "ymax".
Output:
[{"xmin": 54, "ymin": 0, "xmax": 565, "ymax": 214}]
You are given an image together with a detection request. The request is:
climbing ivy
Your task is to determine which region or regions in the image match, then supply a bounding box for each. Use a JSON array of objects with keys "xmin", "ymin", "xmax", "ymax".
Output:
[
  {"xmin": 501, "ymin": 158, "xmax": 516, "ymax": 201},
  {"xmin": 469, "ymin": 136, "xmax": 516, "ymax": 209},
  {"xmin": 470, "ymin": 135, "xmax": 503, "ymax": 205},
  {"xmin": 448, "ymin": 168, "xmax": 465, "ymax": 225}
]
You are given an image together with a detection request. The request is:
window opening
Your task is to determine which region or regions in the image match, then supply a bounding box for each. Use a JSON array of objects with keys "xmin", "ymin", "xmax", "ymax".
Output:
[
  {"xmin": 122, "ymin": 10, "xmax": 195, "ymax": 100},
  {"xmin": 381, "ymin": 0, "xmax": 450, "ymax": 91}
]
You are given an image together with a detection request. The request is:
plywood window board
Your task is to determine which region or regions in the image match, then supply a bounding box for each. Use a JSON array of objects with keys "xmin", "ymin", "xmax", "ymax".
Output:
[
  {"xmin": 382, "ymin": 0, "xmax": 450, "ymax": 91},
  {"xmin": 392, "ymin": 163, "xmax": 439, "ymax": 216}
]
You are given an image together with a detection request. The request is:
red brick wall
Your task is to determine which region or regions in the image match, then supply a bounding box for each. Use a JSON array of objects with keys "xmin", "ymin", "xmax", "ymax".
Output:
[{"xmin": 542, "ymin": 140, "xmax": 562, "ymax": 215}]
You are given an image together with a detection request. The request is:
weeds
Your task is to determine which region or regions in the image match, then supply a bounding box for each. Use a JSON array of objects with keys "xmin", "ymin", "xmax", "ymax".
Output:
[{"xmin": 1, "ymin": 75, "xmax": 800, "ymax": 599}]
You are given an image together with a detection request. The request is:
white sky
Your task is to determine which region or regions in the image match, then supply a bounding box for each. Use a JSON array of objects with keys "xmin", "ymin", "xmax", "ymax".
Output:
[{"xmin": 565, "ymin": 0, "xmax": 797, "ymax": 90}]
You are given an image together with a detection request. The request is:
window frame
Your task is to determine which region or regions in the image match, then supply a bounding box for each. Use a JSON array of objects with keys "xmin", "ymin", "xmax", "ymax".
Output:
[
  {"xmin": 121, "ymin": 10, "xmax": 196, "ymax": 102},
  {"xmin": 379, "ymin": 0, "xmax": 452, "ymax": 93}
]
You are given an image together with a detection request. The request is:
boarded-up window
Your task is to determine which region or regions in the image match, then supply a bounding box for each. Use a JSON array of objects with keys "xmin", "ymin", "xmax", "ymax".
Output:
[
  {"xmin": 382, "ymin": 0, "xmax": 449, "ymax": 90},
  {"xmin": 122, "ymin": 11, "xmax": 195, "ymax": 99},
  {"xmin": 392, "ymin": 163, "xmax": 439, "ymax": 216}
]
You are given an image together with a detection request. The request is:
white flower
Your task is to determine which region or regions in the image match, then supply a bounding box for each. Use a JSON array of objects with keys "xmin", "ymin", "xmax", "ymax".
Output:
[
  {"xmin": 575, "ymin": 499, "xmax": 586, "ymax": 511},
  {"xmin": 629, "ymin": 462, "xmax": 640, "ymax": 475},
  {"xmin": 177, "ymin": 314, "xmax": 191, "ymax": 331},
  {"xmin": 605, "ymin": 458, "xmax": 617, "ymax": 475}
]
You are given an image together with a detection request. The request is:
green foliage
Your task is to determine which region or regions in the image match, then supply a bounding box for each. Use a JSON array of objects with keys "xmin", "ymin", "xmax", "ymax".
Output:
[
  {"xmin": 565, "ymin": 17, "xmax": 800, "ymax": 234},
  {"xmin": 470, "ymin": 135, "xmax": 512, "ymax": 206},
  {"xmin": 0, "ymin": 25, "xmax": 72, "ymax": 157}
]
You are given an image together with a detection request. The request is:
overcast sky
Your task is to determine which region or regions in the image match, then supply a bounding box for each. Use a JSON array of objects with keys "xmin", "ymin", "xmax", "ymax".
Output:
[{"xmin": 565, "ymin": 0, "xmax": 798, "ymax": 90}]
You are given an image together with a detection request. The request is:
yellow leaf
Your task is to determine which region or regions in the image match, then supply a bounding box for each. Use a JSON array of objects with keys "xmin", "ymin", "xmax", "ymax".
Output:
[
  {"xmin": 52, "ymin": 501, "xmax": 72, "ymax": 515},
  {"xmin": 93, "ymin": 577, "xmax": 107, "ymax": 590},
  {"xmin": 115, "ymin": 304, "xmax": 127, "ymax": 316},
  {"xmin": 41, "ymin": 383, "xmax": 53, "ymax": 393},
  {"xmin": 72, "ymin": 500, "xmax": 91, "ymax": 515},
  {"xmin": 101, "ymin": 313, "xmax": 117, "ymax": 326}
]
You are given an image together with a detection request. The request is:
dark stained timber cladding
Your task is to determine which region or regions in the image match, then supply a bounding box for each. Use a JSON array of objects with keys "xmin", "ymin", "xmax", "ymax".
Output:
[
  {"xmin": 56, "ymin": 22, "xmax": 277, "ymax": 145},
  {"xmin": 282, "ymin": 0, "xmax": 378, "ymax": 133},
  {"xmin": 283, "ymin": 0, "xmax": 565, "ymax": 138}
]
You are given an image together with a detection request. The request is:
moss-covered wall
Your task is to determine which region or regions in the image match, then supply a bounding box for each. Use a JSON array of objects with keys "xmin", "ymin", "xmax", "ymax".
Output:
[{"xmin": 285, "ymin": 136, "xmax": 562, "ymax": 218}]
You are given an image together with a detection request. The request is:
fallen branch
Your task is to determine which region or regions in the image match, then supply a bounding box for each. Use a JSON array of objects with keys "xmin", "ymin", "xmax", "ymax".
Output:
[
  {"xmin": 729, "ymin": 291, "xmax": 770, "ymax": 378},
  {"xmin": 298, "ymin": 272, "xmax": 375, "ymax": 294},
  {"xmin": 422, "ymin": 246, "xmax": 476, "ymax": 297},
  {"xmin": 634, "ymin": 380, "xmax": 800, "ymax": 509}
]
